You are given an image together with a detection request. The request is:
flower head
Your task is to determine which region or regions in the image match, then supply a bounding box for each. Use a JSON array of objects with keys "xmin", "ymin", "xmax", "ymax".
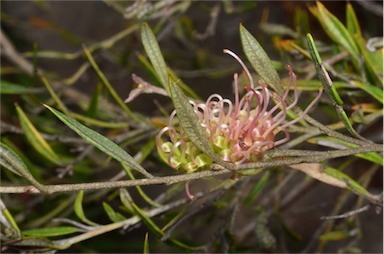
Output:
[{"xmin": 157, "ymin": 49, "xmax": 322, "ymax": 172}]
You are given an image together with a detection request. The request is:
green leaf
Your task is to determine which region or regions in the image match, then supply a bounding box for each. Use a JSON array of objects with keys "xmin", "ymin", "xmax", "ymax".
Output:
[
  {"xmin": 130, "ymin": 199, "xmax": 202, "ymax": 250},
  {"xmin": 245, "ymin": 171, "xmax": 269, "ymax": 205},
  {"xmin": 16, "ymin": 105, "xmax": 63, "ymax": 166},
  {"xmin": 102, "ymin": 202, "xmax": 126, "ymax": 222},
  {"xmin": 306, "ymin": 34, "xmax": 343, "ymax": 105},
  {"xmin": 346, "ymin": 3, "xmax": 361, "ymax": 37},
  {"xmin": 143, "ymin": 232, "xmax": 150, "ymax": 254},
  {"xmin": 311, "ymin": 2, "xmax": 360, "ymax": 64},
  {"xmin": 323, "ymin": 167, "xmax": 372, "ymax": 198},
  {"xmin": 45, "ymin": 105, "xmax": 153, "ymax": 178},
  {"xmin": 0, "ymin": 200, "xmax": 21, "ymax": 238},
  {"xmin": 308, "ymin": 136, "xmax": 383, "ymax": 165},
  {"xmin": 22, "ymin": 226, "xmax": 80, "ymax": 237},
  {"xmin": 119, "ymin": 188, "xmax": 134, "ymax": 214},
  {"xmin": 0, "ymin": 80, "xmax": 43, "ymax": 94},
  {"xmin": 141, "ymin": 23, "xmax": 169, "ymax": 93},
  {"xmin": 354, "ymin": 34, "xmax": 383, "ymax": 84},
  {"xmin": 0, "ymin": 142, "xmax": 45, "ymax": 191},
  {"xmin": 319, "ymin": 230, "xmax": 350, "ymax": 241},
  {"xmin": 83, "ymin": 46, "xmax": 136, "ymax": 120},
  {"xmin": 9, "ymin": 238, "xmax": 56, "ymax": 249},
  {"xmin": 168, "ymin": 80, "xmax": 231, "ymax": 169},
  {"xmin": 74, "ymin": 190, "xmax": 98, "ymax": 226},
  {"xmin": 351, "ymin": 80, "xmax": 383, "ymax": 104},
  {"xmin": 239, "ymin": 24, "xmax": 283, "ymax": 95},
  {"xmin": 86, "ymin": 83, "xmax": 102, "ymax": 117}
]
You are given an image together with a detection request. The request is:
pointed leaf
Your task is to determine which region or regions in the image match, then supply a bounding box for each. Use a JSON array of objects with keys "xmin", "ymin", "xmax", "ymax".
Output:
[
  {"xmin": 351, "ymin": 80, "xmax": 383, "ymax": 103},
  {"xmin": 324, "ymin": 167, "xmax": 375, "ymax": 200},
  {"xmin": 44, "ymin": 105, "xmax": 153, "ymax": 178},
  {"xmin": 168, "ymin": 80, "xmax": 231, "ymax": 168},
  {"xmin": 346, "ymin": 3, "xmax": 361, "ymax": 37},
  {"xmin": 0, "ymin": 142, "xmax": 45, "ymax": 191},
  {"xmin": 16, "ymin": 105, "xmax": 63, "ymax": 165},
  {"xmin": 240, "ymin": 24, "xmax": 283, "ymax": 95},
  {"xmin": 143, "ymin": 232, "xmax": 150, "ymax": 254},
  {"xmin": 0, "ymin": 80, "xmax": 43, "ymax": 94},
  {"xmin": 308, "ymin": 136, "xmax": 383, "ymax": 165},
  {"xmin": 306, "ymin": 33, "xmax": 343, "ymax": 105},
  {"xmin": 102, "ymin": 202, "xmax": 126, "ymax": 222},
  {"xmin": 354, "ymin": 34, "xmax": 383, "ymax": 84},
  {"xmin": 74, "ymin": 190, "xmax": 98, "ymax": 226},
  {"xmin": 312, "ymin": 2, "xmax": 359, "ymax": 64},
  {"xmin": 129, "ymin": 199, "xmax": 200, "ymax": 250},
  {"xmin": 245, "ymin": 171, "xmax": 270, "ymax": 205},
  {"xmin": 141, "ymin": 23, "xmax": 169, "ymax": 93},
  {"xmin": 23, "ymin": 226, "xmax": 80, "ymax": 237},
  {"xmin": 319, "ymin": 231, "xmax": 350, "ymax": 241}
]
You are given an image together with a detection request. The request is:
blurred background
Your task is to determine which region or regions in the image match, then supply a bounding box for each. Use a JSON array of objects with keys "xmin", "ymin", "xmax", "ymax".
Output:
[{"xmin": 1, "ymin": 1, "xmax": 382, "ymax": 253}]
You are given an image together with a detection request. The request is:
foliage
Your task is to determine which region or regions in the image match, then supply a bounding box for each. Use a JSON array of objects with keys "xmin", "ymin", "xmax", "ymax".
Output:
[{"xmin": 1, "ymin": 1, "xmax": 382, "ymax": 253}]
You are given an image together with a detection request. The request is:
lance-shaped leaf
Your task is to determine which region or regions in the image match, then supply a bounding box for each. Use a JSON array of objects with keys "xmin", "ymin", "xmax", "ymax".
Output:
[
  {"xmin": 141, "ymin": 22, "xmax": 169, "ymax": 93},
  {"xmin": 74, "ymin": 190, "xmax": 98, "ymax": 226},
  {"xmin": 291, "ymin": 164, "xmax": 376, "ymax": 203},
  {"xmin": 346, "ymin": 3, "xmax": 361, "ymax": 37},
  {"xmin": 310, "ymin": 2, "xmax": 360, "ymax": 65},
  {"xmin": 22, "ymin": 227, "xmax": 80, "ymax": 237},
  {"xmin": 308, "ymin": 136, "xmax": 383, "ymax": 165},
  {"xmin": 0, "ymin": 142, "xmax": 45, "ymax": 192},
  {"xmin": 16, "ymin": 105, "xmax": 63, "ymax": 165},
  {"xmin": 306, "ymin": 34, "xmax": 343, "ymax": 105},
  {"xmin": 240, "ymin": 24, "xmax": 283, "ymax": 95},
  {"xmin": 102, "ymin": 202, "xmax": 126, "ymax": 223},
  {"xmin": 0, "ymin": 80, "xmax": 43, "ymax": 94},
  {"xmin": 45, "ymin": 105, "xmax": 153, "ymax": 178},
  {"xmin": 168, "ymin": 80, "xmax": 232, "ymax": 169},
  {"xmin": 354, "ymin": 34, "xmax": 383, "ymax": 84}
]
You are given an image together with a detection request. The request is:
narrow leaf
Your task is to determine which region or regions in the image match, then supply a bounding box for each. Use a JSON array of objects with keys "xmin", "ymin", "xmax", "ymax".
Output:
[
  {"xmin": 16, "ymin": 105, "xmax": 63, "ymax": 165},
  {"xmin": 168, "ymin": 80, "xmax": 231, "ymax": 168},
  {"xmin": 0, "ymin": 142, "xmax": 45, "ymax": 191},
  {"xmin": 23, "ymin": 226, "xmax": 80, "ymax": 237},
  {"xmin": 143, "ymin": 232, "xmax": 150, "ymax": 254},
  {"xmin": 102, "ymin": 202, "xmax": 126, "ymax": 222},
  {"xmin": 354, "ymin": 34, "xmax": 383, "ymax": 84},
  {"xmin": 306, "ymin": 34, "xmax": 343, "ymax": 105},
  {"xmin": 86, "ymin": 83, "xmax": 102, "ymax": 117},
  {"xmin": 0, "ymin": 80, "xmax": 43, "ymax": 94},
  {"xmin": 74, "ymin": 190, "xmax": 98, "ymax": 226},
  {"xmin": 45, "ymin": 105, "xmax": 153, "ymax": 178},
  {"xmin": 346, "ymin": 3, "xmax": 361, "ymax": 37},
  {"xmin": 324, "ymin": 167, "xmax": 374, "ymax": 199},
  {"xmin": 83, "ymin": 46, "xmax": 136, "ymax": 119},
  {"xmin": 130, "ymin": 200, "xmax": 201, "ymax": 250},
  {"xmin": 319, "ymin": 231, "xmax": 350, "ymax": 241},
  {"xmin": 0, "ymin": 199, "xmax": 21, "ymax": 237},
  {"xmin": 245, "ymin": 171, "xmax": 270, "ymax": 205},
  {"xmin": 141, "ymin": 23, "xmax": 169, "ymax": 93},
  {"xmin": 352, "ymin": 80, "xmax": 383, "ymax": 103},
  {"xmin": 240, "ymin": 24, "xmax": 283, "ymax": 95},
  {"xmin": 119, "ymin": 188, "xmax": 134, "ymax": 214},
  {"xmin": 308, "ymin": 136, "xmax": 383, "ymax": 165},
  {"xmin": 313, "ymin": 2, "xmax": 360, "ymax": 64}
]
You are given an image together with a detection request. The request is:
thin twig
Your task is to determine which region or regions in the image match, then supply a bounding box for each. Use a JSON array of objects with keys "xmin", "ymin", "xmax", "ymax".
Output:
[{"xmin": 1, "ymin": 145, "xmax": 382, "ymax": 195}]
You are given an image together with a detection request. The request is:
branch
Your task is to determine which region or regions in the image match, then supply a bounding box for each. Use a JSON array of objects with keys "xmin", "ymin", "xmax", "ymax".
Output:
[{"xmin": 1, "ymin": 146, "xmax": 381, "ymax": 194}]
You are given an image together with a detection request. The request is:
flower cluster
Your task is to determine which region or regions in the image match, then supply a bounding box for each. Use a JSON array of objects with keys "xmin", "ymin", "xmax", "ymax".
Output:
[{"xmin": 156, "ymin": 49, "xmax": 322, "ymax": 172}]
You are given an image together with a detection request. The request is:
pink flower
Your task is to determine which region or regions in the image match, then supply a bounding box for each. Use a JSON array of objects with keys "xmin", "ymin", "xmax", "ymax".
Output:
[{"xmin": 157, "ymin": 49, "xmax": 322, "ymax": 172}]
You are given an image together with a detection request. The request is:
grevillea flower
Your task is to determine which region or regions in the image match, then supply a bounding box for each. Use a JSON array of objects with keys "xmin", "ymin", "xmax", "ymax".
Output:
[{"xmin": 156, "ymin": 49, "xmax": 323, "ymax": 173}]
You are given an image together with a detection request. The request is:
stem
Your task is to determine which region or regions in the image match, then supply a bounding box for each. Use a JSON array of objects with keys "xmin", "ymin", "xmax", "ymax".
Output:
[{"xmin": 1, "ymin": 146, "xmax": 381, "ymax": 194}]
